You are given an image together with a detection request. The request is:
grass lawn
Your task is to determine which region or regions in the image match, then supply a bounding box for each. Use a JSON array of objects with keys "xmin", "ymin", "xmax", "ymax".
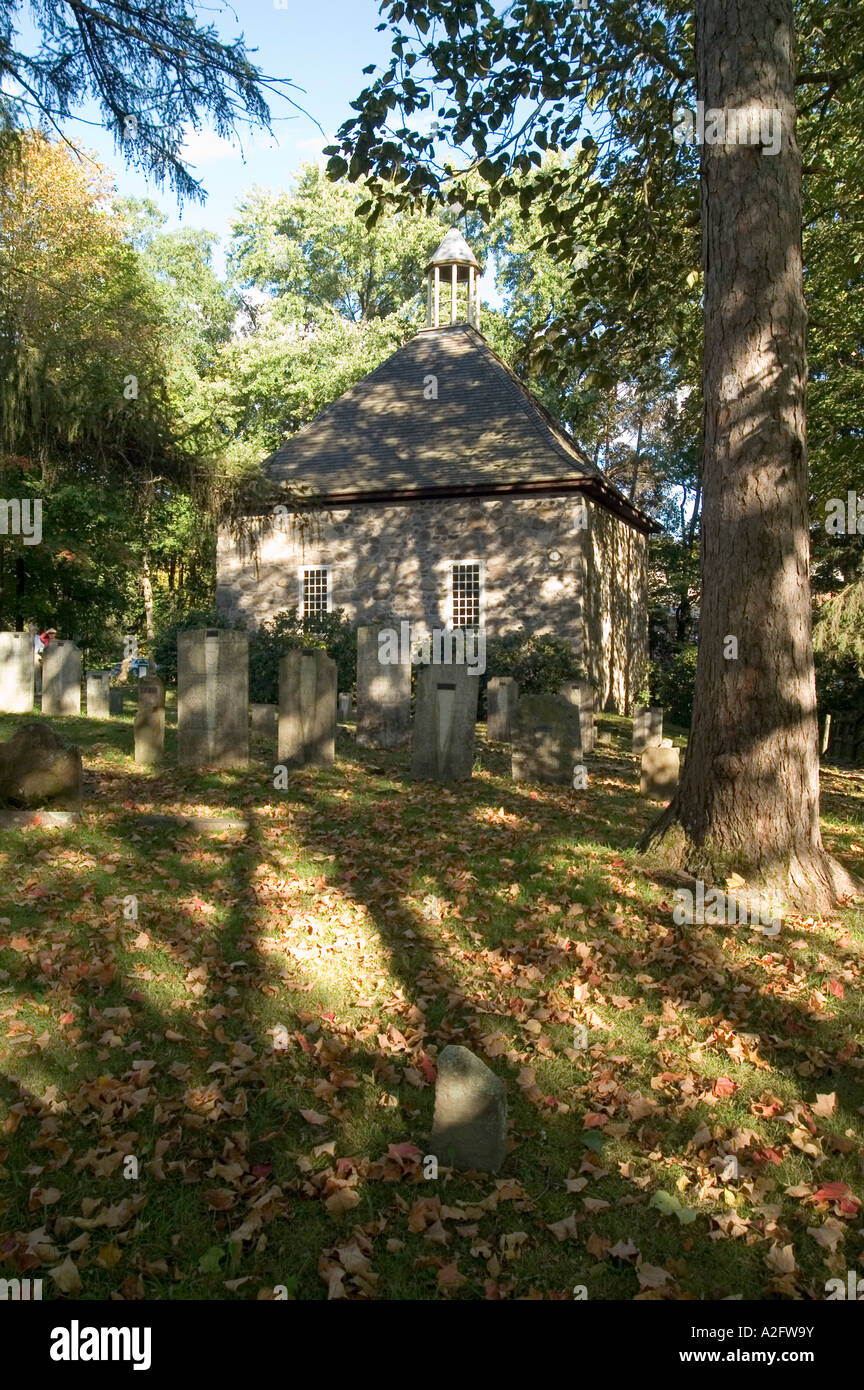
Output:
[{"xmin": 1, "ymin": 702, "xmax": 863, "ymax": 1301}]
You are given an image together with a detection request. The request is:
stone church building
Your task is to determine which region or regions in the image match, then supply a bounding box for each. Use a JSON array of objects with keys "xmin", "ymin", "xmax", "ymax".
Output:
[{"xmin": 216, "ymin": 230, "xmax": 657, "ymax": 712}]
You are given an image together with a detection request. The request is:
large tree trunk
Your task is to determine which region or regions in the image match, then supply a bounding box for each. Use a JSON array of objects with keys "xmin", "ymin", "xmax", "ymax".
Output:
[{"xmin": 641, "ymin": 0, "xmax": 858, "ymax": 914}]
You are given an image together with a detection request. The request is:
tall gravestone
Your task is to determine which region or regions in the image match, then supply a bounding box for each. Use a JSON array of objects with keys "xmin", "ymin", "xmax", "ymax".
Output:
[
  {"xmin": 560, "ymin": 680, "xmax": 596, "ymax": 754},
  {"xmin": 177, "ymin": 629, "xmax": 248, "ymax": 767},
  {"xmin": 411, "ymin": 663, "xmax": 479, "ymax": 782},
  {"xmin": 632, "ymin": 705, "xmax": 663, "ymax": 754},
  {"xmin": 486, "ymin": 676, "xmax": 519, "ymax": 742},
  {"xmin": 86, "ymin": 670, "xmax": 111, "ymax": 719},
  {"xmin": 42, "ymin": 641, "xmax": 82, "ymax": 717},
  {"xmin": 356, "ymin": 623, "xmax": 411, "ymax": 749},
  {"xmin": 0, "ymin": 631, "xmax": 34, "ymax": 713},
  {"xmin": 278, "ymin": 649, "xmax": 336, "ymax": 768},
  {"xmin": 109, "ymin": 688, "xmax": 124, "ymax": 716},
  {"xmin": 511, "ymin": 693, "xmax": 582, "ymax": 786},
  {"xmin": 134, "ymin": 675, "xmax": 166, "ymax": 765}
]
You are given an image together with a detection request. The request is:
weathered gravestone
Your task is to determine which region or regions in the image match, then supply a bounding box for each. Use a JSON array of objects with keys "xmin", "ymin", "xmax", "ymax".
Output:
[
  {"xmin": 486, "ymin": 676, "xmax": 518, "ymax": 742},
  {"xmin": 411, "ymin": 662, "xmax": 479, "ymax": 783},
  {"xmin": 640, "ymin": 746, "xmax": 680, "ymax": 800},
  {"xmin": 41, "ymin": 641, "xmax": 82, "ymax": 717},
  {"xmin": 250, "ymin": 703, "xmax": 277, "ymax": 740},
  {"xmin": 0, "ymin": 631, "xmax": 34, "ymax": 713},
  {"xmin": 278, "ymin": 649, "xmax": 337, "ymax": 768},
  {"xmin": 337, "ymin": 692, "xmax": 352, "ymax": 722},
  {"xmin": 825, "ymin": 712, "xmax": 864, "ymax": 767},
  {"xmin": 560, "ymin": 680, "xmax": 596, "ymax": 754},
  {"xmin": 511, "ymin": 693, "xmax": 581, "ymax": 785},
  {"xmin": 86, "ymin": 670, "xmax": 111, "ymax": 719},
  {"xmin": 134, "ymin": 676, "xmax": 166, "ymax": 765},
  {"xmin": 177, "ymin": 629, "xmax": 248, "ymax": 767},
  {"xmin": 632, "ymin": 705, "xmax": 663, "ymax": 754},
  {"xmin": 0, "ymin": 722, "xmax": 82, "ymax": 806},
  {"xmin": 108, "ymin": 688, "xmax": 124, "ymax": 716},
  {"xmin": 430, "ymin": 1044, "xmax": 507, "ymax": 1173},
  {"xmin": 356, "ymin": 623, "xmax": 410, "ymax": 749}
]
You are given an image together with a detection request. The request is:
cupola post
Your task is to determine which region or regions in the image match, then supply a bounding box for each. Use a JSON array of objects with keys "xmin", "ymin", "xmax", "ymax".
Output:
[{"xmin": 425, "ymin": 229, "xmax": 482, "ymax": 329}]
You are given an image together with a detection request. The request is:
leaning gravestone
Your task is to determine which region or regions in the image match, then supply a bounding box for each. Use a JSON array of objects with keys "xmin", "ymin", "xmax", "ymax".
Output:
[
  {"xmin": 0, "ymin": 631, "xmax": 34, "ymax": 713},
  {"xmin": 511, "ymin": 693, "xmax": 581, "ymax": 786},
  {"xmin": 560, "ymin": 680, "xmax": 596, "ymax": 754},
  {"xmin": 356, "ymin": 623, "xmax": 410, "ymax": 749},
  {"xmin": 134, "ymin": 676, "xmax": 166, "ymax": 765},
  {"xmin": 632, "ymin": 705, "xmax": 663, "ymax": 754},
  {"xmin": 278, "ymin": 649, "xmax": 337, "ymax": 768},
  {"xmin": 41, "ymin": 641, "xmax": 82, "ymax": 717},
  {"xmin": 250, "ymin": 703, "xmax": 277, "ymax": 741},
  {"xmin": 430, "ymin": 1044, "xmax": 507, "ymax": 1173},
  {"xmin": 177, "ymin": 629, "xmax": 248, "ymax": 767},
  {"xmin": 640, "ymin": 746, "xmax": 680, "ymax": 800},
  {"xmin": 86, "ymin": 670, "xmax": 111, "ymax": 719},
  {"xmin": 411, "ymin": 662, "xmax": 479, "ymax": 782},
  {"xmin": 486, "ymin": 676, "xmax": 519, "ymax": 742},
  {"xmin": 0, "ymin": 722, "xmax": 82, "ymax": 807}
]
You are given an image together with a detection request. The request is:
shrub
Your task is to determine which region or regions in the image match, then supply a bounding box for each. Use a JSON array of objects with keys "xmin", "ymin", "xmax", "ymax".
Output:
[
  {"xmin": 481, "ymin": 629, "xmax": 584, "ymax": 716},
  {"xmin": 649, "ymin": 643, "xmax": 698, "ymax": 728},
  {"xmin": 248, "ymin": 608, "xmax": 356, "ymax": 703}
]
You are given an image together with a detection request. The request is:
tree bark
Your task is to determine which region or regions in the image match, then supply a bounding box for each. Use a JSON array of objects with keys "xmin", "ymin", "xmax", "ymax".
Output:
[{"xmin": 641, "ymin": 0, "xmax": 859, "ymax": 913}]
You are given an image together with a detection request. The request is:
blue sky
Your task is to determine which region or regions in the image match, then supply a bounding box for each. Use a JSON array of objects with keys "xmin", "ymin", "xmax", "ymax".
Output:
[{"xmin": 14, "ymin": 1, "xmax": 400, "ymax": 255}]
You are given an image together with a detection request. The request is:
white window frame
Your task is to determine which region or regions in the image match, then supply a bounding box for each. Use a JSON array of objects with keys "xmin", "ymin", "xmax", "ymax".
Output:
[
  {"xmin": 447, "ymin": 558, "xmax": 484, "ymax": 629},
  {"xmin": 298, "ymin": 564, "xmax": 332, "ymax": 617}
]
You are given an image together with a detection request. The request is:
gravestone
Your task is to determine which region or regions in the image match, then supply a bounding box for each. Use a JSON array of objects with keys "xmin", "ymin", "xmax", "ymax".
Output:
[
  {"xmin": 278, "ymin": 649, "xmax": 337, "ymax": 768},
  {"xmin": 356, "ymin": 623, "xmax": 410, "ymax": 749},
  {"xmin": 486, "ymin": 676, "xmax": 518, "ymax": 742},
  {"xmin": 250, "ymin": 703, "xmax": 277, "ymax": 740},
  {"xmin": 411, "ymin": 662, "xmax": 479, "ymax": 782},
  {"xmin": 511, "ymin": 693, "xmax": 582, "ymax": 785},
  {"xmin": 0, "ymin": 721, "xmax": 82, "ymax": 807},
  {"xmin": 41, "ymin": 641, "xmax": 82, "ymax": 717},
  {"xmin": 560, "ymin": 680, "xmax": 596, "ymax": 754},
  {"xmin": 86, "ymin": 670, "xmax": 111, "ymax": 719},
  {"xmin": 430, "ymin": 1044, "xmax": 507, "ymax": 1173},
  {"xmin": 0, "ymin": 631, "xmax": 34, "ymax": 713},
  {"xmin": 177, "ymin": 629, "xmax": 248, "ymax": 767},
  {"xmin": 640, "ymin": 746, "xmax": 680, "ymax": 800},
  {"xmin": 826, "ymin": 712, "xmax": 864, "ymax": 767},
  {"xmin": 632, "ymin": 705, "xmax": 663, "ymax": 754},
  {"xmin": 109, "ymin": 688, "xmax": 124, "ymax": 716},
  {"xmin": 337, "ymin": 692, "xmax": 352, "ymax": 722},
  {"xmin": 134, "ymin": 676, "xmax": 166, "ymax": 765}
]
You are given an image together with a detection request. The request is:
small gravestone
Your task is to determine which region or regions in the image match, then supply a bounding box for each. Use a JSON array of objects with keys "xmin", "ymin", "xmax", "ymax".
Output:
[
  {"xmin": 486, "ymin": 676, "xmax": 518, "ymax": 742},
  {"xmin": 356, "ymin": 622, "xmax": 410, "ymax": 749},
  {"xmin": 177, "ymin": 629, "xmax": 248, "ymax": 767},
  {"xmin": 0, "ymin": 631, "xmax": 34, "ymax": 713},
  {"xmin": 560, "ymin": 680, "xmax": 596, "ymax": 754},
  {"xmin": 134, "ymin": 676, "xmax": 166, "ymax": 765},
  {"xmin": 41, "ymin": 641, "xmax": 82, "ymax": 717},
  {"xmin": 632, "ymin": 705, "xmax": 663, "ymax": 754},
  {"xmin": 109, "ymin": 688, "xmax": 124, "ymax": 716},
  {"xmin": 0, "ymin": 722, "xmax": 82, "ymax": 807},
  {"xmin": 337, "ymin": 692, "xmax": 352, "ymax": 722},
  {"xmin": 640, "ymin": 746, "xmax": 680, "ymax": 800},
  {"xmin": 430, "ymin": 1044, "xmax": 507, "ymax": 1173},
  {"xmin": 279, "ymin": 649, "xmax": 337, "ymax": 768},
  {"xmin": 86, "ymin": 670, "xmax": 111, "ymax": 719},
  {"xmin": 250, "ymin": 703, "xmax": 277, "ymax": 740},
  {"xmin": 511, "ymin": 693, "xmax": 581, "ymax": 785},
  {"xmin": 411, "ymin": 662, "xmax": 479, "ymax": 782}
]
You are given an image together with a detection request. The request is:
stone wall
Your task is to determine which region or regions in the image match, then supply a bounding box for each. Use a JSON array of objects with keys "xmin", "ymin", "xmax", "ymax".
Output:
[{"xmin": 216, "ymin": 493, "xmax": 648, "ymax": 702}]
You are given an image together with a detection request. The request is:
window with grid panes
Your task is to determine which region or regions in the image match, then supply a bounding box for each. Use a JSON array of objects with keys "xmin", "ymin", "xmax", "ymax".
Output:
[
  {"xmin": 451, "ymin": 562, "xmax": 481, "ymax": 628},
  {"xmin": 302, "ymin": 567, "xmax": 330, "ymax": 616}
]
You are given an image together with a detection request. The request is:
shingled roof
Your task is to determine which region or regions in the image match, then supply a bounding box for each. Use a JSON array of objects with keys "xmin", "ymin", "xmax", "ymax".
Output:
[{"xmin": 261, "ymin": 324, "xmax": 658, "ymax": 534}]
